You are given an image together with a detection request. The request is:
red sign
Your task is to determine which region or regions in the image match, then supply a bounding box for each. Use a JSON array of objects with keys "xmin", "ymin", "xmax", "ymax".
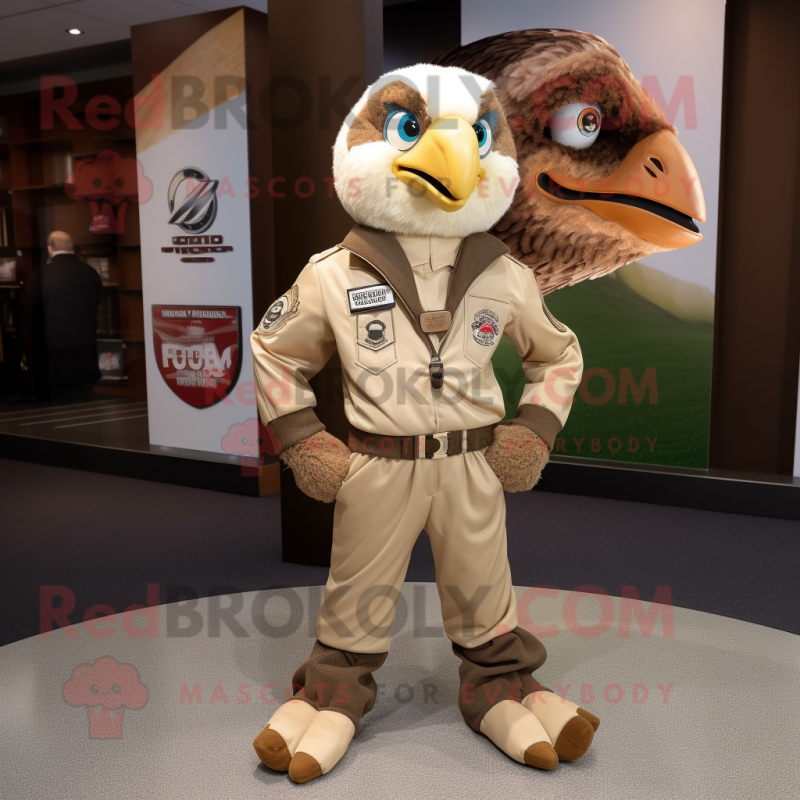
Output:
[{"xmin": 152, "ymin": 305, "xmax": 241, "ymax": 407}]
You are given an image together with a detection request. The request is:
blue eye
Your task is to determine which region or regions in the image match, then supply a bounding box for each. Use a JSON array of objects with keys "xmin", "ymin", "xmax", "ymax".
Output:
[
  {"xmin": 473, "ymin": 119, "xmax": 493, "ymax": 158},
  {"xmin": 384, "ymin": 109, "xmax": 420, "ymax": 151}
]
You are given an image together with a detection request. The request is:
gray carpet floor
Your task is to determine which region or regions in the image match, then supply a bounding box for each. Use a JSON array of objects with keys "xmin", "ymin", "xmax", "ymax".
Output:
[
  {"xmin": 3, "ymin": 457, "xmax": 800, "ymax": 650},
  {"xmin": 1, "ymin": 583, "xmax": 798, "ymax": 799}
]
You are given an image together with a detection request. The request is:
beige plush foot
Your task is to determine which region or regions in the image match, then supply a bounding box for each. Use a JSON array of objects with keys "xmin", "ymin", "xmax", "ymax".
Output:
[
  {"xmin": 253, "ymin": 700, "xmax": 318, "ymax": 771},
  {"xmin": 523, "ymin": 691, "xmax": 596, "ymax": 761},
  {"xmin": 289, "ymin": 710, "xmax": 356, "ymax": 784},
  {"xmin": 480, "ymin": 700, "xmax": 558, "ymax": 770}
]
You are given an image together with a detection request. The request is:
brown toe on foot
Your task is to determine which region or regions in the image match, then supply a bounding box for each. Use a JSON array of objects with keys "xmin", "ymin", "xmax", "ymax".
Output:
[
  {"xmin": 253, "ymin": 725, "xmax": 292, "ymax": 772},
  {"xmin": 523, "ymin": 741, "xmax": 559, "ymax": 771},
  {"xmin": 289, "ymin": 753, "xmax": 323, "ymax": 784},
  {"xmin": 576, "ymin": 707, "xmax": 600, "ymax": 732},
  {"xmin": 554, "ymin": 715, "xmax": 595, "ymax": 762}
]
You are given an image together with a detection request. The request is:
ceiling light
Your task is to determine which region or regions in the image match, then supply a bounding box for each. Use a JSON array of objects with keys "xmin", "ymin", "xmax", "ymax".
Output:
[{"xmin": 66, "ymin": 28, "xmax": 84, "ymax": 35}]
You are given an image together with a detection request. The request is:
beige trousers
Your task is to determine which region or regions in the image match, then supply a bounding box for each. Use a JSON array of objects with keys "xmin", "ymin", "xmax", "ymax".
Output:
[{"xmin": 315, "ymin": 450, "xmax": 519, "ymax": 654}]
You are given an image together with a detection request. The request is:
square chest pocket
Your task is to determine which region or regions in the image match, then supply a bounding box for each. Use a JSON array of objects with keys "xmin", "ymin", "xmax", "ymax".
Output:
[
  {"xmin": 355, "ymin": 308, "xmax": 398, "ymax": 375},
  {"xmin": 463, "ymin": 294, "xmax": 510, "ymax": 368}
]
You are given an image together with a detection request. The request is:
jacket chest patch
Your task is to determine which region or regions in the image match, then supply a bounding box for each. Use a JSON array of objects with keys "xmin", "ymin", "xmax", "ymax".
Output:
[
  {"xmin": 361, "ymin": 319, "xmax": 388, "ymax": 349},
  {"xmin": 354, "ymin": 307, "xmax": 397, "ymax": 373},
  {"xmin": 471, "ymin": 308, "xmax": 500, "ymax": 346},
  {"xmin": 347, "ymin": 283, "xmax": 396, "ymax": 314}
]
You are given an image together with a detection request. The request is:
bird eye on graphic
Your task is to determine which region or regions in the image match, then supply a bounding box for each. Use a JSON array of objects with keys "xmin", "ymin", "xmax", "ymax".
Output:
[
  {"xmin": 578, "ymin": 108, "xmax": 600, "ymax": 135},
  {"xmin": 114, "ymin": 177, "xmax": 125, "ymax": 188},
  {"xmin": 549, "ymin": 103, "xmax": 602, "ymax": 149},
  {"xmin": 92, "ymin": 177, "xmax": 103, "ymax": 188},
  {"xmin": 111, "ymin": 684, "xmax": 121, "ymax": 694},
  {"xmin": 473, "ymin": 117, "xmax": 494, "ymax": 158},
  {"xmin": 384, "ymin": 108, "xmax": 421, "ymax": 151},
  {"xmin": 90, "ymin": 684, "xmax": 100, "ymax": 694}
]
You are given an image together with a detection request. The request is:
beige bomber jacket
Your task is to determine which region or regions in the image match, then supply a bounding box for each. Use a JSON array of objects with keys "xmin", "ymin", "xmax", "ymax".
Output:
[{"xmin": 251, "ymin": 225, "xmax": 583, "ymax": 453}]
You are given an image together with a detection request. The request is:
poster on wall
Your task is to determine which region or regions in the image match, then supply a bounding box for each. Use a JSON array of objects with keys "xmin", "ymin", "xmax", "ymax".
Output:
[
  {"xmin": 151, "ymin": 306, "xmax": 241, "ymax": 408},
  {"xmin": 135, "ymin": 9, "xmax": 256, "ymax": 455},
  {"xmin": 458, "ymin": 0, "xmax": 724, "ymax": 470}
]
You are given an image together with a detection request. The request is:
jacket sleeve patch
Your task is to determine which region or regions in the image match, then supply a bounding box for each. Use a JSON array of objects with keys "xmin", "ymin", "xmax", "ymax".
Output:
[{"xmin": 261, "ymin": 285, "xmax": 300, "ymax": 333}]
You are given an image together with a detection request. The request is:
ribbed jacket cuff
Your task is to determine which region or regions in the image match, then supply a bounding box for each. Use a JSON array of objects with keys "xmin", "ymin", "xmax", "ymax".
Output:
[
  {"xmin": 505, "ymin": 404, "xmax": 562, "ymax": 451},
  {"xmin": 269, "ymin": 407, "xmax": 325, "ymax": 453}
]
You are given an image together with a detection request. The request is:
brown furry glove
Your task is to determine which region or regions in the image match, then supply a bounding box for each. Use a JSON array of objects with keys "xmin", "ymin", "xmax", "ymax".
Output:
[
  {"xmin": 484, "ymin": 424, "xmax": 550, "ymax": 492},
  {"xmin": 280, "ymin": 431, "xmax": 352, "ymax": 503}
]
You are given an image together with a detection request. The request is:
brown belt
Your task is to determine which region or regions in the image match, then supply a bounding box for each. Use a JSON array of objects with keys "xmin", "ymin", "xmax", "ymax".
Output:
[{"xmin": 347, "ymin": 424, "xmax": 495, "ymax": 460}]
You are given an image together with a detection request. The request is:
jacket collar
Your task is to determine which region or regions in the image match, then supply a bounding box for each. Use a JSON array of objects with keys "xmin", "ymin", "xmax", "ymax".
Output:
[
  {"xmin": 341, "ymin": 224, "xmax": 509, "ymax": 323},
  {"xmin": 396, "ymin": 234, "xmax": 462, "ymax": 272}
]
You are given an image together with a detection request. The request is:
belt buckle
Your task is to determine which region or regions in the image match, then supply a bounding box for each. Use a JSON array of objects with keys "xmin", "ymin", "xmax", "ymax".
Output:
[{"xmin": 421, "ymin": 431, "xmax": 449, "ymax": 459}]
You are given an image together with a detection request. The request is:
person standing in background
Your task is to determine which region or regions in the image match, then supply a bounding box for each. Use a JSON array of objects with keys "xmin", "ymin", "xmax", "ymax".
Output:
[{"xmin": 41, "ymin": 231, "xmax": 102, "ymax": 403}]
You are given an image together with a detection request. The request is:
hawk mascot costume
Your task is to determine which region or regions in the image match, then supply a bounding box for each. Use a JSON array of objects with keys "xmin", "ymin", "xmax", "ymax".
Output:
[{"xmin": 251, "ymin": 37, "xmax": 704, "ymax": 784}]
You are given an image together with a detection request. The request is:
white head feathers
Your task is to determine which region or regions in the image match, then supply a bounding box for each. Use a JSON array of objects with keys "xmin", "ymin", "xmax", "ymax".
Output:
[{"xmin": 333, "ymin": 63, "xmax": 519, "ymax": 238}]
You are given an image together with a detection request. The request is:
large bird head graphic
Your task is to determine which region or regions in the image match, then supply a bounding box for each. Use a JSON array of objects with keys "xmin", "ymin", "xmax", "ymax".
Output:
[
  {"xmin": 333, "ymin": 63, "xmax": 519, "ymax": 238},
  {"xmin": 435, "ymin": 29, "xmax": 706, "ymax": 293}
]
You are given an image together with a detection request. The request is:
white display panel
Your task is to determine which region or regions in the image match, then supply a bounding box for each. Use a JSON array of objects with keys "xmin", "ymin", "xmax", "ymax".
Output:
[{"xmin": 138, "ymin": 95, "xmax": 255, "ymax": 455}]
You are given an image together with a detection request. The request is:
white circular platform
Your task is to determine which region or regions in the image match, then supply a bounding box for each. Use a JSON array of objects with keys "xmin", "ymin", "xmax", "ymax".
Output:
[{"xmin": 1, "ymin": 583, "xmax": 798, "ymax": 799}]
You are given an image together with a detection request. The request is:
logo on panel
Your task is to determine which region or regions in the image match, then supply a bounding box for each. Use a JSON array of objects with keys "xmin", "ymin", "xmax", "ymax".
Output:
[
  {"xmin": 152, "ymin": 305, "xmax": 242, "ymax": 407},
  {"xmin": 160, "ymin": 167, "xmax": 234, "ymax": 263}
]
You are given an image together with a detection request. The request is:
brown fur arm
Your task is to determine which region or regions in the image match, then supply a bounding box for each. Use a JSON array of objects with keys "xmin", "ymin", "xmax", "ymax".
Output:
[
  {"xmin": 484, "ymin": 423, "xmax": 549, "ymax": 492},
  {"xmin": 280, "ymin": 431, "xmax": 351, "ymax": 503}
]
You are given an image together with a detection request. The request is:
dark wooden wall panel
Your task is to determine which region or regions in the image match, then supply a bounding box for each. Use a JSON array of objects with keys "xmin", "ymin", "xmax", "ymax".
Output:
[
  {"xmin": 710, "ymin": 0, "xmax": 800, "ymax": 474},
  {"xmin": 243, "ymin": 8, "xmax": 276, "ymax": 324},
  {"xmin": 268, "ymin": 0, "xmax": 383, "ymax": 565},
  {"xmin": 268, "ymin": 0, "xmax": 383, "ymax": 295}
]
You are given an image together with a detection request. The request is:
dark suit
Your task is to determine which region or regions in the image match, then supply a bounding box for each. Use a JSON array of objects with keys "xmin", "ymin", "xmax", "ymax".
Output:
[{"xmin": 41, "ymin": 252, "xmax": 103, "ymax": 391}]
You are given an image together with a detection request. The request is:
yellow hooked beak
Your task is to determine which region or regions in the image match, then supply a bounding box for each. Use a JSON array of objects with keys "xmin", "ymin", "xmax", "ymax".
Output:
[{"xmin": 392, "ymin": 116, "xmax": 484, "ymax": 212}]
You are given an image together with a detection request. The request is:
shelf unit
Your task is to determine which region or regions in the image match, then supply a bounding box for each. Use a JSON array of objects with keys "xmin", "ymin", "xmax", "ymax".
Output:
[{"xmin": 0, "ymin": 75, "xmax": 145, "ymax": 399}]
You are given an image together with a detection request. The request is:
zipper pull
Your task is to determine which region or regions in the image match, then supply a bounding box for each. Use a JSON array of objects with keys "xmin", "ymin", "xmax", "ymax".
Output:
[{"xmin": 429, "ymin": 355, "xmax": 444, "ymax": 389}]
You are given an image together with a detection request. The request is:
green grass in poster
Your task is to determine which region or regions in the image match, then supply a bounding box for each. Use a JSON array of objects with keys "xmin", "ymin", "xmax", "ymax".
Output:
[{"xmin": 491, "ymin": 275, "xmax": 714, "ymax": 469}]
